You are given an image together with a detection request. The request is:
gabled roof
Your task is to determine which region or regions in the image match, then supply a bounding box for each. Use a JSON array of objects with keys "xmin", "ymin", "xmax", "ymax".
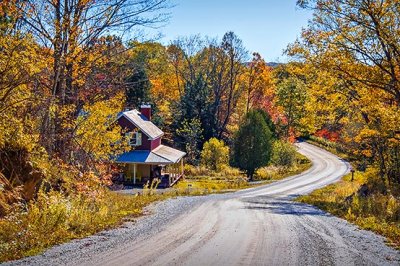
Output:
[
  {"xmin": 153, "ymin": 145, "xmax": 186, "ymax": 164},
  {"xmin": 116, "ymin": 145, "xmax": 186, "ymax": 165},
  {"xmin": 118, "ymin": 110, "xmax": 163, "ymax": 140}
]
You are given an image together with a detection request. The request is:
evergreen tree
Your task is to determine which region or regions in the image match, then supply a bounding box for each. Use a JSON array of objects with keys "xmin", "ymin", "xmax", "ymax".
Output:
[
  {"xmin": 125, "ymin": 50, "xmax": 152, "ymax": 108},
  {"xmin": 256, "ymin": 108, "xmax": 276, "ymax": 138},
  {"xmin": 176, "ymin": 119, "xmax": 203, "ymax": 165},
  {"xmin": 125, "ymin": 68, "xmax": 151, "ymax": 108},
  {"xmin": 173, "ymin": 74, "xmax": 216, "ymax": 151},
  {"xmin": 232, "ymin": 110, "xmax": 273, "ymax": 180}
]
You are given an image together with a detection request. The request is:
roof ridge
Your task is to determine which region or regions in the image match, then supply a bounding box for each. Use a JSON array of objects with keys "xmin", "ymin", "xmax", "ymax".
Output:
[{"xmin": 122, "ymin": 112, "xmax": 163, "ymax": 140}]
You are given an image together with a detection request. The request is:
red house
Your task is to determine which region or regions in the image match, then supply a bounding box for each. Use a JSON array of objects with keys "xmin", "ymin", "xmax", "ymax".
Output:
[{"xmin": 115, "ymin": 104, "xmax": 186, "ymax": 187}]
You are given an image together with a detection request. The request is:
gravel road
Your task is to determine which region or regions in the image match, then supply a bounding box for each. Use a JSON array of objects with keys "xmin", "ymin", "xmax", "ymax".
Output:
[{"xmin": 6, "ymin": 142, "xmax": 400, "ymax": 266}]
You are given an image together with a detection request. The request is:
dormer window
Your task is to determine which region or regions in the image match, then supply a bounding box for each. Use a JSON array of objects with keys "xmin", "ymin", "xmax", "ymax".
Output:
[{"xmin": 125, "ymin": 132, "xmax": 142, "ymax": 146}]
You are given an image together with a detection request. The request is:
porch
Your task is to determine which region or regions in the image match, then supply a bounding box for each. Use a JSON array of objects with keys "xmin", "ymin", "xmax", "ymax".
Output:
[
  {"xmin": 115, "ymin": 161, "xmax": 184, "ymax": 188},
  {"xmin": 114, "ymin": 145, "xmax": 186, "ymax": 188}
]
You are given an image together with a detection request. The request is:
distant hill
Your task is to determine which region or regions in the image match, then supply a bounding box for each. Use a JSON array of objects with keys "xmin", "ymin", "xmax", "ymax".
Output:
[
  {"xmin": 266, "ymin": 62, "xmax": 282, "ymax": 68},
  {"xmin": 244, "ymin": 62, "xmax": 282, "ymax": 68}
]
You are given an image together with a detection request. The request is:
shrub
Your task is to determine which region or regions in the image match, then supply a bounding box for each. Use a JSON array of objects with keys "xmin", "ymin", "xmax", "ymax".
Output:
[
  {"xmin": 183, "ymin": 164, "xmax": 209, "ymax": 177},
  {"xmin": 271, "ymin": 140, "xmax": 297, "ymax": 168},
  {"xmin": 255, "ymin": 167, "xmax": 275, "ymax": 180},
  {"xmin": 184, "ymin": 164, "xmax": 242, "ymax": 180},
  {"xmin": 200, "ymin": 138, "xmax": 229, "ymax": 172}
]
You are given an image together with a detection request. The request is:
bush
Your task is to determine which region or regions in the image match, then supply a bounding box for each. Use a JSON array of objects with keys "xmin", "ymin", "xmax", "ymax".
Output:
[
  {"xmin": 271, "ymin": 140, "xmax": 297, "ymax": 168},
  {"xmin": 200, "ymin": 138, "xmax": 229, "ymax": 172},
  {"xmin": 183, "ymin": 164, "xmax": 209, "ymax": 177},
  {"xmin": 255, "ymin": 167, "xmax": 275, "ymax": 180}
]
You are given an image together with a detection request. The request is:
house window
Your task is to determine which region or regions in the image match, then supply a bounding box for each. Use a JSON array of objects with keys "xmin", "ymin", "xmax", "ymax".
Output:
[{"xmin": 125, "ymin": 132, "xmax": 142, "ymax": 146}]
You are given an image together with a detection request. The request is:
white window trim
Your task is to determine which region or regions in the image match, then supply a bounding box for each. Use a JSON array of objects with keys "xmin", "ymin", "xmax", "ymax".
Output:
[{"xmin": 126, "ymin": 131, "xmax": 142, "ymax": 146}]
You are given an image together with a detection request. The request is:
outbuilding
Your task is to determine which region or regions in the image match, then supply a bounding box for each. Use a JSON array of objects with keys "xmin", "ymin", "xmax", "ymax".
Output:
[{"xmin": 114, "ymin": 105, "xmax": 185, "ymax": 187}]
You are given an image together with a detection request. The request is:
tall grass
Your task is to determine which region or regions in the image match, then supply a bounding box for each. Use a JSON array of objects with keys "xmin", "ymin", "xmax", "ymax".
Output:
[
  {"xmin": 0, "ymin": 189, "xmax": 161, "ymax": 262},
  {"xmin": 175, "ymin": 177, "xmax": 249, "ymax": 192},
  {"xmin": 184, "ymin": 164, "xmax": 242, "ymax": 180}
]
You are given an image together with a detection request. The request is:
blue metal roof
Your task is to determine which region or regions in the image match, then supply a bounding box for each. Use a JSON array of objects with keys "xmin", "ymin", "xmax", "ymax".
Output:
[
  {"xmin": 116, "ymin": 145, "xmax": 186, "ymax": 164},
  {"xmin": 116, "ymin": 150, "xmax": 171, "ymax": 164}
]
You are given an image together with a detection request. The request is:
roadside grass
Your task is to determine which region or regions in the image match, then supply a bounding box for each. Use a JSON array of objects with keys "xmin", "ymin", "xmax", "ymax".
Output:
[
  {"xmin": 0, "ymin": 151, "xmax": 312, "ymax": 263},
  {"xmin": 175, "ymin": 178, "xmax": 250, "ymax": 192},
  {"xmin": 0, "ymin": 189, "xmax": 158, "ymax": 262},
  {"xmin": 255, "ymin": 152, "xmax": 311, "ymax": 181},
  {"xmin": 178, "ymin": 164, "xmax": 250, "ymax": 192},
  {"xmin": 299, "ymin": 137, "xmax": 400, "ymax": 248},
  {"xmin": 0, "ymin": 177, "xmax": 248, "ymax": 263},
  {"xmin": 297, "ymin": 167, "xmax": 400, "ymax": 249}
]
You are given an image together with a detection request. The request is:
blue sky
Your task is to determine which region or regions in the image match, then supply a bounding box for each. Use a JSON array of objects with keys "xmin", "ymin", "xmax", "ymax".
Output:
[{"xmin": 159, "ymin": 0, "xmax": 313, "ymax": 62}]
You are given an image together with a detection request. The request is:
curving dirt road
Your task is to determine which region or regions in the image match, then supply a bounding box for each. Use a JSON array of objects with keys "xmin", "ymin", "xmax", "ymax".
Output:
[{"xmin": 9, "ymin": 142, "xmax": 400, "ymax": 266}]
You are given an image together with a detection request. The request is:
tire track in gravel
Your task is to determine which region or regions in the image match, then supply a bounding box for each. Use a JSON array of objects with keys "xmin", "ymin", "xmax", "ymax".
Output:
[{"xmin": 96, "ymin": 201, "xmax": 221, "ymax": 266}]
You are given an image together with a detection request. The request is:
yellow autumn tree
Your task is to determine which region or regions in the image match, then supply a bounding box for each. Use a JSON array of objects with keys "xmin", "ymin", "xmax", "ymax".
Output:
[
  {"xmin": 74, "ymin": 93, "xmax": 129, "ymax": 170},
  {"xmin": 290, "ymin": 0, "xmax": 400, "ymax": 183}
]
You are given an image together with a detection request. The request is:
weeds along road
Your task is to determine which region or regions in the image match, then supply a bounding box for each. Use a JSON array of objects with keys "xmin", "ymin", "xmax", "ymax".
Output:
[{"xmin": 9, "ymin": 142, "xmax": 400, "ymax": 266}]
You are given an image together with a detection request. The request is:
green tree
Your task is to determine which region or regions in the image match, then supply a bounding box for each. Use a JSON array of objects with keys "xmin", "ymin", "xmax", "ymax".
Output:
[
  {"xmin": 126, "ymin": 67, "xmax": 152, "ymax": 108},
  {"xmin": 176, "ymin": 119, "xmax": 203, "ymax": 165},
  {"xmin": 169, "ymin": 33, "xmax": 248, "ymax": 142},
  {"xmin": 256, "ymin": 108, "xmax": 276, "ymax": 138},
  {"xmin": 275, "ymin": 77, "xmax": 308, "ymax": 138},
  {"xmin": 172, "ymin": 74, "xmax": 216, "ymax": 148},
  {"xmin": 232, "ymin": 110, "xmax": 273, "ymax": 180},
  {"xmin": 200, "ymin": 138, "xmax": 229, "ymax": 172}
]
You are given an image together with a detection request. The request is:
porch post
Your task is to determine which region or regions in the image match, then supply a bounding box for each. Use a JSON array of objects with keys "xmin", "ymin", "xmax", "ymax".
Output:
[
  {"xmin": 173, "ymin": 164, "xmax": 176, "ymax": 179},
  {"xmin": 168, "ymin": 165, "xmax": 172, "ymax": 185},
  {"xmin": 133, "ymin": 164, "xmax": 136, "ymax": 184},
  {"xmin": 181, "ymin": 159, "xmax": 184, "ymax": 177}
]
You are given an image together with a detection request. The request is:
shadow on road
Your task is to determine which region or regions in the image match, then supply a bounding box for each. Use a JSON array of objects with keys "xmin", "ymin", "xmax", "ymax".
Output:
[{"xmin": 241, "ymin": 196, "xmax": 329, "ymax": 217}]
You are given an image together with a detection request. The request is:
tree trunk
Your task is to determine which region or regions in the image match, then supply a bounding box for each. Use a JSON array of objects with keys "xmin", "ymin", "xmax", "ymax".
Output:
[{"xmin": 247, "ymin": 170, "xmax": 254, "ymax": 181}]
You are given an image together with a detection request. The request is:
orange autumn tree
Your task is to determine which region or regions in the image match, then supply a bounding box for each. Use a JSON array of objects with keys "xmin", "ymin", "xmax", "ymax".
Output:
[
  {"xmin": 0, "ymin": 0, "xmax": 171, "ymax": 208},
  {"xmin": 126, "ymin": 41, "xmax": 181, "ymax": 130},
  {"xmin": 0, "ymin": 0, "xmax": 49, "ymax": 213},
  {"xmin": 244, "ymin": 53, "xmax": 274, "ymax": 113}
]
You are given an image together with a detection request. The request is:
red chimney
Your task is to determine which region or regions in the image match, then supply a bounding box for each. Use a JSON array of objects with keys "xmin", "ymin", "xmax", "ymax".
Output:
[{"xmin": 140, "ymin": 104, "xmax": 151, "ymax": 120}]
